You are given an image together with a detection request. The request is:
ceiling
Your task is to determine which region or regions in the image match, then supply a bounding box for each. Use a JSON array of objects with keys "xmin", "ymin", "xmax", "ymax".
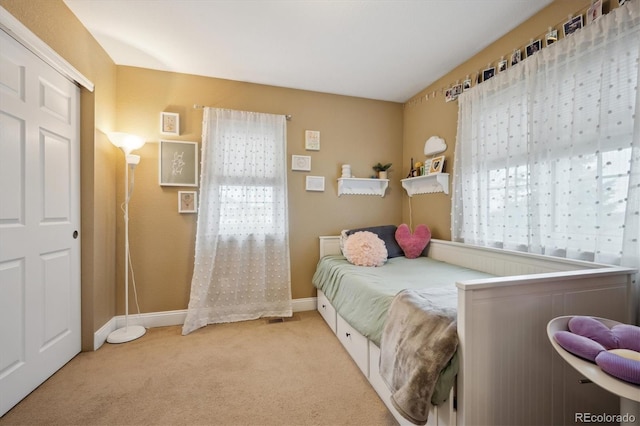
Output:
[{"xmin": 63, "ymin": 0, "xmax": 553, "ymax": 103}]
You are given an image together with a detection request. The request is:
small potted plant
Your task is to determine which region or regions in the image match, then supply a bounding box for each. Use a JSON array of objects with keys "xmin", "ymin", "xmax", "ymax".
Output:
[{"xmin": 372, "ymin": 162, "xmax": 392, "ymax": 179}]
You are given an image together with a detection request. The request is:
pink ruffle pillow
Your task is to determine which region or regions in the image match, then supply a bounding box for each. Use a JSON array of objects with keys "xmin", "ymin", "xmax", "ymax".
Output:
[
  {"xmin": 343, "ymin": 231, "xmax": 388, "ymax": 267},
  {"xmin": 395, "ymin": 224, "xmax": 431, "ymax": 259},
  {"xmin": 553, "ymin": 316, "xmax": 640, "ymax": 384}
]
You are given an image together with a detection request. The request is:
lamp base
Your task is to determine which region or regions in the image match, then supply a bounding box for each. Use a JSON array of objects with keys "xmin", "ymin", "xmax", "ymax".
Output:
[{"xmin": 107, "ymin": 325, "xmax": 146, "ymax": 344}]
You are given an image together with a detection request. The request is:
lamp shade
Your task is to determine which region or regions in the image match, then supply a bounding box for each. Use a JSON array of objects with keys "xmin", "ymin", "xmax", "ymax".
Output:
[{"xmin": 108, "ymin": 132, "xmax": 145, "ymax": 155}]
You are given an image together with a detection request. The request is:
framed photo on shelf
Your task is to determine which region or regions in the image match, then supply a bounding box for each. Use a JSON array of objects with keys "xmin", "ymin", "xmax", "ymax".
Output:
[
  {"xmin": 160, "ymin": 112, "xmax": 180, "ymax": 136},
  {"xmin": 497, "ymin": 59, "xmax": 508, "ymax": 73},
  {"xmin": 159, "ymin": 140, "xmax": 198, "ymax": 187},
  {"xmin": 482, "ymin": 66, "xmax": 496, "ymax": 82},
  {"xmin": 424, "ymin": 159, "xmax": 433, "ymax": 175},
  {"xmin": 178, "ymin": 191, "xmax": 197, "ymax": 213},
  {"xmin": 291, "ymin": 155, "xmax": 311, "ymax": 171},
  {"xmin": 429, "ymin": 156, "xmax": 445, "ymax": 174}
]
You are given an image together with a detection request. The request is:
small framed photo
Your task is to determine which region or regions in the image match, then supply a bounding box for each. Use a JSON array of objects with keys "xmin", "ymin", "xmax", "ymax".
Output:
[
  {"xmin": 291, "ymin": 155, "xmax": 311, "ymax": 171},
  {"xmin": 510, "ymin": 49, "xmax": 521, "ymax": 66},
  {"xmin": 160, "ymin": 112, "xmax": 180, "ymax": 136},
  {"xmin": 445, "ymin": 84, "xmax": 463, "ymax": 102},
  {"xmin": 305, "ymin": 130, "xmax": 320, "ymax": 151},
  {"xmin": 178, "ymin": 191, "xmax": 197, "ymax": 213},
  {"xmin": 586, "ymin": 0, "xmax": 602, "ymax": 25},
  {"xmin": 497, "ymin": 59, "xmax": 508, "ymax": 73},
  {"xmin": 482, "ymin": 66, "xmax": 496, "ymax": 82},
  {"xmin": 545, "ymin": 29, "xmax": 558, "ymax": 46},
  {"xmin": 463, "ymin": 78, "xmax": 472, "ymax": 91},
  {"xmin": 429, "ymin": 156, "xmax": 445, "ymax": 174},
  {"xmin": 159, "ymin": 140, "xmax": 199, "ymax": 187},
  {"xmin": 305, "ymin": 176, "xmax": 325, "ymax": 192},
  {"xmin": 563, "ymin": 15, "xmax": 583, "ymax": 37},
  {"xmin": 525, "ymin": 39, "xmax": 542, "ymax": 57}
]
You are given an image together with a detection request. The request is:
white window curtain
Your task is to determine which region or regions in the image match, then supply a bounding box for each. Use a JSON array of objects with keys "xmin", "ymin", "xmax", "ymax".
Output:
[
  {"xmin": 182, "ymin": 108, "xmax": 292, "ymax": 335},
  {"xmin": 453, "ymin": 3, "xmax": 639, "ymax": 318}
]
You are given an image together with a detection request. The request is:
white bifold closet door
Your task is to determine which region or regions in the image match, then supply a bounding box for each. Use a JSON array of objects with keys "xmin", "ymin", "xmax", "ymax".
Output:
[{"xmin": 0, "ymin": 28, "xmax": 81, "ymax": 417}]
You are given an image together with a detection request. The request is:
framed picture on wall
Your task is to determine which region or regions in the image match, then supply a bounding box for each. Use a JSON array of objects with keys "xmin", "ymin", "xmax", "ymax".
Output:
[
  {"xmin": 178, "ymin": 191, "xmax": 197, "ymax": 213},
  {"xmin": 291, "ymin": 155, "xmax": 311, "ymax": 171},
  {"xmin": 305, "ymin": 176, "xmax": 325, "ymax": 192},
  {"xmin": 159, "ymin": 140, "xmax": 199, "ymax": 186},
  {"xmin": 160, "ymin": 112, "xmax": 180, "ymax": 136}
]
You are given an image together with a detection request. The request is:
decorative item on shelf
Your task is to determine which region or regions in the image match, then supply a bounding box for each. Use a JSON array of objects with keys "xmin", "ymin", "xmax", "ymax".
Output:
[
  {"xmin": 563, "ymin": 14, "xmax": 583, "ymax": 37},
  {"xmin": 424, "ymin": 136, "xmax": 447, "ymax": 156},
  {"xmin": 372, "ymin": 162, "xmax": 392, "ymax": 179},
  {"xmin": 429, "ymin": 155, "xmax": 445, "ymax": 174},
  {"xmin": 341, "ymin": 164, "xmax": 352, "ymax": 178},
  {"xmin": 406, "ymin": 157, "xmax": 417, "ymax": 178},
  {"xmin": 414, "ymin": 161, "xmax": 423, "ymax": 176}
]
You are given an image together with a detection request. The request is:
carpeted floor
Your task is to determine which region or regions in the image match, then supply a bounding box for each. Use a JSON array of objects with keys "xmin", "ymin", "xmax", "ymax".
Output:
[{"xmin": 0, "ymin": 311, "xmax": 397, "ymax": 426}]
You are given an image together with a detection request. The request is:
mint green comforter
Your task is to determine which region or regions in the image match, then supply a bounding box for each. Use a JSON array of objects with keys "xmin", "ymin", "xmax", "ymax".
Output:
[
  {"xmin": 312, "ymin": 254, "xmax": 496, "ymax": 407},
  {"xmin": 312, "ymin": 254, "xmax": 494, "ymax": 346}
]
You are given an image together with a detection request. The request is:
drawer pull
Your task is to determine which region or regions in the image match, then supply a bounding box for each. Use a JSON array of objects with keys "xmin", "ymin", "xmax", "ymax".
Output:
[
  {"xmin": 322, "ymin": 304, "xmax": 326, "ymax": 308},
  {"xmin": 346, "ymin": 332, "xmax": 351, "ymax": 338}
]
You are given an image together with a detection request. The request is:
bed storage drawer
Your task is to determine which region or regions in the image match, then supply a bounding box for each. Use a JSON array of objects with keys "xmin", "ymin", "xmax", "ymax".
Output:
[
  {"xmin": 336, "ymin": 314, "xmax": 369, "ymax": 377},
  {"xmin": 317, "ymin": 290, "xmax": 336, "ymax": 333}
]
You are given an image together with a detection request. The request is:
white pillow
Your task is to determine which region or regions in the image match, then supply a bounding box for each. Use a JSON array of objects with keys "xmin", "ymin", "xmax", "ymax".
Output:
[{"xmin": 342, "ymin": 231, "xmax": 388, "ymax": 267}]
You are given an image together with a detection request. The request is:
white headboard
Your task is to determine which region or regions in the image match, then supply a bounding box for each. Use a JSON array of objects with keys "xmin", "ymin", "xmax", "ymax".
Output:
[{"xmin": 319, "ymin": 236, "xmax": 341, "ymax": 258}]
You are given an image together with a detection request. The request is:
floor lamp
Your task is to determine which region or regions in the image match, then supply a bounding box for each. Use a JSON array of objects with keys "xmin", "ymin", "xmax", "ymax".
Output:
[{"xmin": 107, "ymin": 132, "xmax": 147, "ymax": 344}]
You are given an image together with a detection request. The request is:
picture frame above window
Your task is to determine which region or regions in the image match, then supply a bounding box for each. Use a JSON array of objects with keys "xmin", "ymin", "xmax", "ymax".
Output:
[
  {"xmin": 178, "ymin": 190, "xmax": 197, "ymax": 213},
  {"xmin": 159, "ymin": 140, "xmax": 199, "ymax": 187},
  {"xmin": 160, "ymin": 112, "xmax": 180, "ymax": 136}
]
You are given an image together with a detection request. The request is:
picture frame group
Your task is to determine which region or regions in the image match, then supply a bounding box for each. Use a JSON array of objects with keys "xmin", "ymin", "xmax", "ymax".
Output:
[
  {"xmin": 160, "ymin": 112, "xmax": 180, "ymax": 136},
  {"xmin": 159, "ymin": 140, "xmax": 199, "ymax": 187},
  {"xmin": 178, "ymin": 191, "xmax": 197, "ymax": 213}
]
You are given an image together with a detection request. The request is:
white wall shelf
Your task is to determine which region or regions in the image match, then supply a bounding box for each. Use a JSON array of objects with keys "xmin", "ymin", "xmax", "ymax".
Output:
[
  {"xmin": 338, "ymin": 178, "xmax": 389, "ymax": 197},
  {"xmin": 401, "ymin": 173, "xmax": 449, "ymax": 196}
]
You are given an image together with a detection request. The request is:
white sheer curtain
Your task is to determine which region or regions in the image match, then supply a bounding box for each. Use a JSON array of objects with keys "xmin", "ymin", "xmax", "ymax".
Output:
[
  {"xmin": 453, "ymin": 3, "xmax": 639, "ymax": 320},
  {"xmin": 182, "ymin": 108, "xmax": 292, "ymax": 335}
]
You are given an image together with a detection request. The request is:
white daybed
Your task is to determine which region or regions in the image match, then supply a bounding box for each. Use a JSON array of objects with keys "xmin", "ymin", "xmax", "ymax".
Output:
[{"xmin": 314, "ymin": 236, "xmax": 635, "ymax": 426}]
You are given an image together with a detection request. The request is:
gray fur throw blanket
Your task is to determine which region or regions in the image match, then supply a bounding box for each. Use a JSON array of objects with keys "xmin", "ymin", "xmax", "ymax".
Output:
[{"xmin": 379, "ymin": 288, "xmax": 458, "ymax": 425}]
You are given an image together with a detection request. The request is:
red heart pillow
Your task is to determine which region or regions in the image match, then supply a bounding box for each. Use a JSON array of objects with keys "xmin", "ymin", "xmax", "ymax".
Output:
[{"xmin": 395, "ymin": 224, "xmax": 431, "ymax": 259}]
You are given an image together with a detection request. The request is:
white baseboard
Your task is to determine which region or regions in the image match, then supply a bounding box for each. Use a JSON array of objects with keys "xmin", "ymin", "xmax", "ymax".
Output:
[{"xmin": 94, "ymin": 297, "xmax": 317, "ymax": 350}]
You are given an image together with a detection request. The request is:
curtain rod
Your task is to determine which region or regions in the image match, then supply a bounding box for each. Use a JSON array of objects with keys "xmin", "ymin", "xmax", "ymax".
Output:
[{"xmin": 193, "ymin": 104, "xmax": 291, "ymax": 121}]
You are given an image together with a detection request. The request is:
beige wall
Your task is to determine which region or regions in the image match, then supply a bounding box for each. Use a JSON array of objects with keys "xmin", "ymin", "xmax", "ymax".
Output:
[
  {"xmin": 401, "ymin": 0, "xmax": 598, "ymax": 238},
  {"xmin": 116, "ymin": 67, "xmax": 403, "ymax": 309},
  {"xmin": 3, "ymin": 0, "xmax": 612, "ymax": 347}
]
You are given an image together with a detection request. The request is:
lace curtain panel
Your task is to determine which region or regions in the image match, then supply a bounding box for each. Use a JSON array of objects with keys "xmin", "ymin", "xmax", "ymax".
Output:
[
  {"xmin": 182, "ymin": 108, "xmax": 292, "ymax": 335},
  {"xmin": 453, "ymin": 2, "xmax": 639, "ymax": 319}
]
